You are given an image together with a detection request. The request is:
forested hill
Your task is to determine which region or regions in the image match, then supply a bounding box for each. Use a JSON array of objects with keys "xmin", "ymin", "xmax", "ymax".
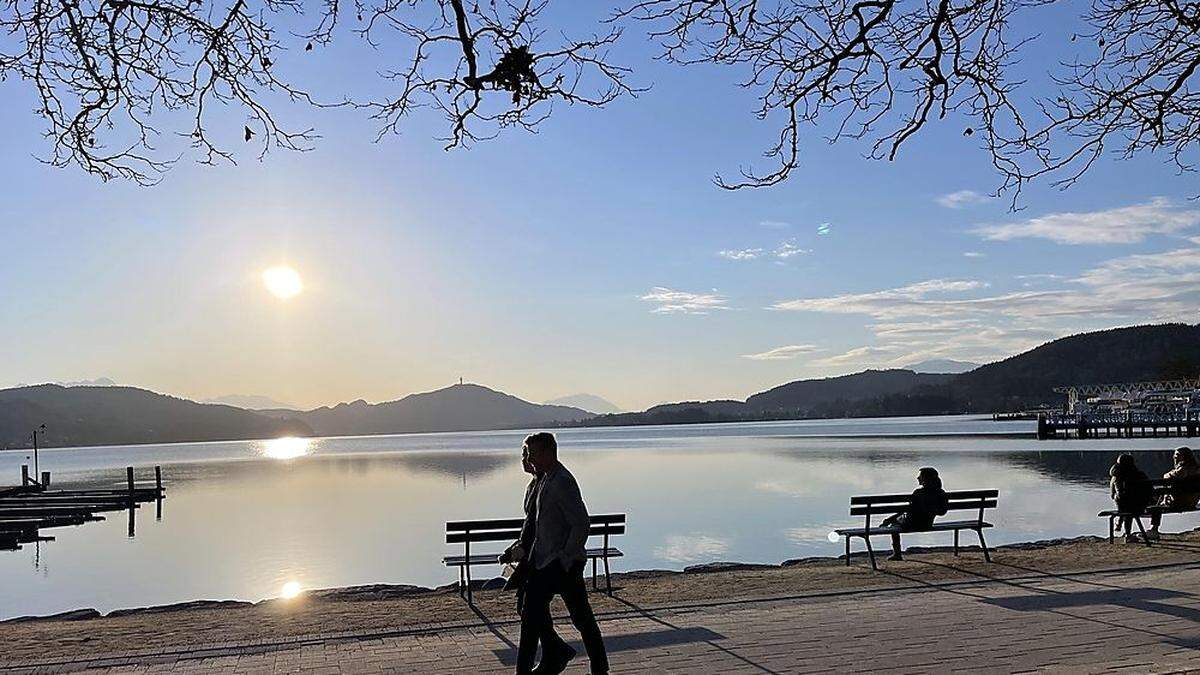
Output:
[
  {"xmin": 582, "ymin": 323, "xmax": 1200, "ymax": 426},
  {"xmin": 946, "ymin": 323, "xmax": 1200, "ymax": 411},
  {"xmin": 0, "ymin": 385, "xmax": 312, "ymax": 449}
]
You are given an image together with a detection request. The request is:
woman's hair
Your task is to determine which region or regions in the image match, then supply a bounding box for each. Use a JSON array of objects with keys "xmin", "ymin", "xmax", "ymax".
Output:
[
  {"xmin": 918, "ymin": 467, "xmax": 943, "ymax": 490},
  {"xmin": 1175, "ymin": 446, "xmax": 1197, "ymax": 466},
  {"xmin": 1112, "ymin": 453, "xmax": 1139, "ymax": 478}
]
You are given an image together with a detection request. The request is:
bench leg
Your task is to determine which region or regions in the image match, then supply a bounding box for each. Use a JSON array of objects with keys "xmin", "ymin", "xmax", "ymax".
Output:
[
  {"xmin": 1135, "ymin": 517, "xmax": 1151, "ymax": 547},
  {"xmin": 954, "ymin": 530, "xmax": 960, "ymax": 556},
  {"xmin": 863, "ymin": 535, "xmax": 878, "ymax": 571},
  {"xmin": 603, "ymin": 556, "xmax": 612, "ymax": 596},
  {"xmin": 975, "ymin": 528, "xmax": 991, "ymax": 563},
  {"xmin": 466, "ymin": 564, "xmax": 473, "ymax": 605},
  {"xmin": 844, "ymin": 535, "xmax": 851, "ymax": 566},
  {"xmin": 1108, "ymin": 515, "xmax": 1115, "ymax": 544},
  {"xmin": 592, "ymin": 557, "xmax": 598, "ymax": 592}
]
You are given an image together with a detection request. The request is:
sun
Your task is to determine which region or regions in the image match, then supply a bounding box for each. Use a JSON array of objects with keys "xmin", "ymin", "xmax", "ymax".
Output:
[{"xmin": 262, "ymin": 266, "xmax": 303, "ymax": 300}]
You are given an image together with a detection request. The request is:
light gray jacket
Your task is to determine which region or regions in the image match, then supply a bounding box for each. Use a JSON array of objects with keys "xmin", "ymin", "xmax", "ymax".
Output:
[{"xmin": 520, "ymin": 462, "xmax": 590, "ymax": 571}]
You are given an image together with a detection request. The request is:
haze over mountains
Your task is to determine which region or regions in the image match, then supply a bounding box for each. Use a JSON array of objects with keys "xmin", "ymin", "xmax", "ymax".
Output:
[{"xmin": 1, "ymin": 323, "xmax": 1196, "ymax": 449}]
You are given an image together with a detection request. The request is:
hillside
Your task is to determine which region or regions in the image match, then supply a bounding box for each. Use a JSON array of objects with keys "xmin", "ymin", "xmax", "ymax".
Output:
[
  {"xmin": 267, "ymin": 384, "xmax": 591, "ymax": 436},
  {"xmin": 583, "ymin": 323, "xmax": 1200, "ymax": 426},
  {"xmin": 0, "ymin": 385, "xmax": 311, "ymax": 449},
  {"xmin": 947, "ymin": 323, "xmax": 1200, "ymax": 411}
]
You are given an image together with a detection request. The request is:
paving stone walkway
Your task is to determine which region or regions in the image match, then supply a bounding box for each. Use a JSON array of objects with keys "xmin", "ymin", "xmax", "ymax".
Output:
[{"xmin": 15, "ymin": 562, "xmax": 1200, "ymax": 674}]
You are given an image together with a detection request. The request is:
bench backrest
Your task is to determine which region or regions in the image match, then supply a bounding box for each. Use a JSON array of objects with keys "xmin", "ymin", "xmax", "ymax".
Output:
[
  {"xmin": 446, "ymin": 514, "xmax": 626, "ymax": 552},
  {"xmin": 849, "ymin": 490, "xmax": 998, "ymax": 526}
]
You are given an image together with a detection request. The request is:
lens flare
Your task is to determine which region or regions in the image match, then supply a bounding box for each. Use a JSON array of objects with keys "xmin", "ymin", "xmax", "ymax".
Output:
[{"xmin": 827, "ymin": 531, "xmax": 841, "ymax": 543}]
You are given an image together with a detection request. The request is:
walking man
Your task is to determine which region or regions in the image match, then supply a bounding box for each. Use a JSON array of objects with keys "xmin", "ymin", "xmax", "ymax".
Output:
[{"xmin": 501, "ymin": 432, "xmax": 609, "ymax": 675}]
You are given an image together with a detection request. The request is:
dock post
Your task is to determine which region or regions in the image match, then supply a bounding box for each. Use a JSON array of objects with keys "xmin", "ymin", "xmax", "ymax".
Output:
[
  {"xmin": 41, "ymin": 471, "xmax": 50, "ymax": 488},
  {"xmin": 154, "ymin": 466, "xmax": 163, "ymax": 521},
  {"xmin": 21, "ymin": 464, "xmax": 29, "ymax": 486}
]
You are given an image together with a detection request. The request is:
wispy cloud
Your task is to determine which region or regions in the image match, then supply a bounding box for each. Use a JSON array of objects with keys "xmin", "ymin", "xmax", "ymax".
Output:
[
  {"xmin": 640, "ymin": 287, "xmax": 729, "ymax": 315},
  {"xmin": 973, "ymin": 198, "xmax": 1200, "ymax": 245},
  {"xmin": 718, "ymin": 248, "xmax": 764, "ymax": 261},
  {"xmin": 719, "ymin": 239, "xmax": 810, "ymax": 263},
  {"xmin": 963, "ymin": 251, "xmax": 985, "ymax": 258},
  {"xmin": 774, "ymin": 240, "xmax": 810, "ymax": 259},
  {"xmin": 760, "ymin": 220, "xmax": 791, "ymax": 229},
  {"xmin": 741, "ymin": 344, "xmax": 823, "ymax": 361},
  {"xmin": 936, "ymin": 190, "xmax": 990, "ymax": 209},
  {"xmin": 770, "ymin": 239, "xmax": 1200, "ymax": 369}
]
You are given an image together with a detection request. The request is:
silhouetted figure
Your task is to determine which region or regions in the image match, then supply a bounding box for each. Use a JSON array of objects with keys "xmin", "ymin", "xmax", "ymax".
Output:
[
  {"xmin": 1110, "ymin": 453, "xmax": 1153, "ymax": 542},
  {"xmin": 501, "ymin": 432, "xmax": 608, "ymax": 675},
  {"xmin": 1147, "ymin": 447, "xmax": 1200, "ymax": 540},
  {"xmin": 881, "ymin": 467, "xmax": 949, "ymax": 561}
]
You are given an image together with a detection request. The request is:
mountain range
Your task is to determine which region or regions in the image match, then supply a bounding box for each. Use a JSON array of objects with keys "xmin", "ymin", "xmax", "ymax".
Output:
[{"xmin": 1, "ymin": 323, "xmax": 1196, "ymax": 449}]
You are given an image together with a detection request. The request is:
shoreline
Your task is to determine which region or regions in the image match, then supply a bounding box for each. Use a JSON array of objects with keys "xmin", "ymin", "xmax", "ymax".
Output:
[
  {"xmin": 7, "ymin": 528, "xmax": 1200, "ymax": 664},
  {"xmin": 5, "ymin": 529, "xmax": 1197, "ymax": 625}
]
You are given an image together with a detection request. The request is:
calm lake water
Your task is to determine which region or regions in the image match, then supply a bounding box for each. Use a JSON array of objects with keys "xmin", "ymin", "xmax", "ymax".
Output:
[{"xmin": 1, "ymin": 415, "xmax": 1195, "ymax": 619}]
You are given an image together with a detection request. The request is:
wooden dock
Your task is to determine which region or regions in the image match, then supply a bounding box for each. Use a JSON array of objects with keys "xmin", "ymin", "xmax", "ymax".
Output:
[
  {"xmin": 1037, "ymin": 413, "xmax": 1200, "ymax": 440},
  {"xmin": 0, "ymin": 465, "xmax": 164, "ymax": 550}
]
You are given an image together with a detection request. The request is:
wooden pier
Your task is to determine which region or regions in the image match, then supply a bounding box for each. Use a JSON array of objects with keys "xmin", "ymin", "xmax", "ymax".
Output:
[
  {"xmin": 0, "ymin": 465, "xmax": 164, "ymax": 550},
  {"xmin": 1037, "ymin": 413, "xmax": 1200, "ymax": 440}
]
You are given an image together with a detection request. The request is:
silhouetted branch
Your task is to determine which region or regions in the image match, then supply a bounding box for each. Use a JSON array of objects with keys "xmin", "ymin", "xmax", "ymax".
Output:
[{"xmin": 359, "ymin": 0, "xmax": 639, "ymax": 149}]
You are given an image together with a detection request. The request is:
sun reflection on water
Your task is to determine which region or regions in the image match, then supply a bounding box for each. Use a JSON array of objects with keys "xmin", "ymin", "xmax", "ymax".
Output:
[
  {"xmin": 280, "ymin": 581, "xmax": 302, "ymax": 599},
  {"xmin": 261, "ymin": 437, "xmax": 313, "ymax": 460}
]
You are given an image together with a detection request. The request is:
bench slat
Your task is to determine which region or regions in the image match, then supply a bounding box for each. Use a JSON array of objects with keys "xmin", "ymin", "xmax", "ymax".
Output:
[
  {"xmin": 849, "ymin": 489, "xmax": 997, "ymax": 505},
  {"xmin": 444, "ymin": 547, "xmax": 625, "ymax": 567},
  {"xmin": 851, "ymin": 499, "xmax": 997, "ymax": 516},
  {"xmin": 447, "ymin": 514, "xmax": 626, "ymax": 532},
  {"xmin": 836, "ymin": 521, "xmax": 994, "ymax": 536},
  {"xmin": 447, "ymin": 523, "xmax": 626, "ymax": 544}
]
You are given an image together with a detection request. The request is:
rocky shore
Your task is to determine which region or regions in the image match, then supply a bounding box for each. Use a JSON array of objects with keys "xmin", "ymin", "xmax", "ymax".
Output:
[{"xmin": 6, "ymin": 530, "xmax": 1200, "ymax": 664}]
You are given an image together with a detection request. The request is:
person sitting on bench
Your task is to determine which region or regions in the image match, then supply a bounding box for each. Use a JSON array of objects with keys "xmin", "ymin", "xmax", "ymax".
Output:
[
  {"xmin": 881, "ymin": 467, "xmax": 949, "ymax": 561},
  {"xmin": 1110, "ymin": 453, "xmax": 1153, "ymax": 543},
  {"xmin": 1147, "ymin": 446, "xmax": 1200, "ymax": 541}
]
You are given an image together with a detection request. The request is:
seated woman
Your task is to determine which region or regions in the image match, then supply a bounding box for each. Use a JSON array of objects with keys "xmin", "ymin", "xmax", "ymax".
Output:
[
  {"xmin": 881, "ymin": 467, "xmax": 949, "ymax": 561},
  {"xmin": 1110, "ymin": 453, "xmax": 1153, "ymax": 542},
  {"xmin": 1147, "ymin": 446, "xmax": 1200, "ymax": 541}
]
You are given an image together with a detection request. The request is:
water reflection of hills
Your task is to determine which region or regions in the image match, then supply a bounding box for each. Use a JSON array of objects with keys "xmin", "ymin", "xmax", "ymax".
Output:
[{"xmin": 770, "ymin": 448, "xmax": 1178, "ymax": 488}]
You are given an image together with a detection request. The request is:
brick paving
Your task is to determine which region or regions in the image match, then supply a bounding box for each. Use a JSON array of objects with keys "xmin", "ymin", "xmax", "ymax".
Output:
[{"xmin": 12, "ymin": 563, "xmax": 1200, "ymax": 674}]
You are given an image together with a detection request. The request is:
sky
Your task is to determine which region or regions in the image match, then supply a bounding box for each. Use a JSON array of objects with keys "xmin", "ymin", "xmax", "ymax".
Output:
[{"xmin": 1, "ymin": 3, "xmax": 1198, "ymax": 411}]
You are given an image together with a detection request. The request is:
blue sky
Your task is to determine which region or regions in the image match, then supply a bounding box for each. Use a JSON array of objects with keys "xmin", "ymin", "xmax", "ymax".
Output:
[{"xmin": 1, "ymin": 2, "xmax": 1198, "ymax": 410}]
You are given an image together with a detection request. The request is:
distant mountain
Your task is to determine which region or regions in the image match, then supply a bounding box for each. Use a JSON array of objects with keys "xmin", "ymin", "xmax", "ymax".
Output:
[
  {"xmin": 204, "ymin": 394, "xmax": 297, "ymax": 410},
  {"xmin": 263, "ymin": 384, "xmax": 592, "ymax": 436},
  {"xmin": 0, "ymin": 385, "xmax": 311, "ymax": 449},
  {"xmin": 61, "ymin": 377, "xmax": 117, "ymax": 387},
  {"xmin": 583, "ymin": 323, "xmax": 1200, "ymax": 426},
  {"xmin": 543, "ymin": 394, "xmax": 622, "ymax": 414},
  {"xmin": 946, "ymin": 323, "xmax": 1200, "ymax": 411},
  {"xmin": 904, "ymin": 359, "xmax": 980, "ymax": 374},
  {"xmin": 746, "ymin": 369, "xmax": 956, "ymax": 413}
]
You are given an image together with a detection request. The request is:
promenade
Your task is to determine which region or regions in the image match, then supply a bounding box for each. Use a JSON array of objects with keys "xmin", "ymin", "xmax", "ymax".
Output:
[{"xmin": 12, "ymin": 560, "xmax": 1200, "ymax": 674}]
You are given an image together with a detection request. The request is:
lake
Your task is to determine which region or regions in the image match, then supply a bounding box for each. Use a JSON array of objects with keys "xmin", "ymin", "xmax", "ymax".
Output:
[{"xmin": 1, "ymin": 415, "xmax": 1195, "ymax": 619}]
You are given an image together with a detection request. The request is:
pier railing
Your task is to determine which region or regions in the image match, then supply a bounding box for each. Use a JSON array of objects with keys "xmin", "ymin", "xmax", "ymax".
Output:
[{"xmin": 1037, "ymin": 412, "xmax": 1199, "ymax": 440}]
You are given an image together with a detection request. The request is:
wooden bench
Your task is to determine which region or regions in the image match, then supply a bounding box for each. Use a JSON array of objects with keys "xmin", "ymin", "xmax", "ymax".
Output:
[
  {"xmin": 1098, "ymin": 477, "xmax": 1200, "ymax": 545},
  {"xmin": 835, "ymin": 489, "xmax": 999, "ymax": 570},
  {"xmin": 444, "ymin": 513, "xmax": 625, "ymax": 603}
]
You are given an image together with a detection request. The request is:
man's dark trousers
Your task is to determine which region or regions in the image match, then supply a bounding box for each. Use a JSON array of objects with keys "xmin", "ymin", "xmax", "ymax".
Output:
[{"xmin": 515, "ymin": 560, "xmax": 609, "ymax": 674}]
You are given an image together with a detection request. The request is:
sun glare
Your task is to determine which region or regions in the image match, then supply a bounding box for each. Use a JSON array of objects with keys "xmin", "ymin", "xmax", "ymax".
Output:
[
  {"xmin": 262, "ymin": 266, "xmax": 303, "ymax": 300},
  {"xmin": 262, "ymin": 436, "xmax": 312, "ymax": 460},
  {"xmin": 280, "ymin": 581, "xmax": 302, "ymax": 599}
]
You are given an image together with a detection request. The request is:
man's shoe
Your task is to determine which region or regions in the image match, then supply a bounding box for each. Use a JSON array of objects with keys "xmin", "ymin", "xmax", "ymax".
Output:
[
  {"xmin": 886, "ymin": 552, "xmax": 903, "ymax": 561},
  {"xmin": 1146, "ymin": 529, "xmax": 1161, "ymax": 541},
  {"xmin": 533, "ymin": 645, "xmax": 577, "ymax": 675}
]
